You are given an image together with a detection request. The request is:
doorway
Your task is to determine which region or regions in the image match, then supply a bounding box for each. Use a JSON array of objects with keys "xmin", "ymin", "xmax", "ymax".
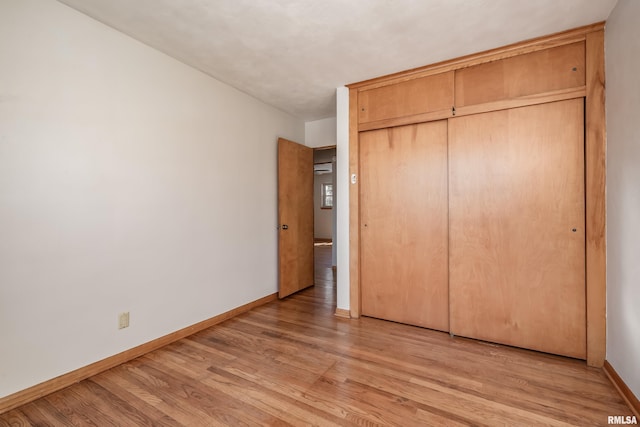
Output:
[{"xmin": 313, "ymin": 146, "xmax": 337, "ymax": 301}]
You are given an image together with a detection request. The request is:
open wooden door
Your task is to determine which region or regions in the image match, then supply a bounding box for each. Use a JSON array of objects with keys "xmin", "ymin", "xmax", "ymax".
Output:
[{"xmin": 278, "ymin": 138, "xmax": 314, "ymax": 298}]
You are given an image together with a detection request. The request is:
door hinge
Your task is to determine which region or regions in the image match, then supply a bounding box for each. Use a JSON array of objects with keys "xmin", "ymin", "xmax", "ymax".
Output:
[{"xmin": 452, "ymin": 106, "xmax": 456, "ymax": 116}]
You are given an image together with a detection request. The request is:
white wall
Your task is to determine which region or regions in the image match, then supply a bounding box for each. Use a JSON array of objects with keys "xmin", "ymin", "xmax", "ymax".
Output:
[
  {"xmin": 0, "ymin": 0, "xmax": 304, "ymax": 398},
  {"xmin": 335, "ymin": 87, "xmax": 350, "ymax": 311},
  {"xmin": 305, "ymin": 117, "xmax": 337, "ymax": 148},
  {"xmin": 313, "ymin": 173, "xmax": 333, "ymax": 239},
  {"xmin": 331, "ymin": 154, "xmax": 337, "ymax": 267},
  {"xmin": 605, "ymin": 0, "xmax": 640, "ymax": 398}
]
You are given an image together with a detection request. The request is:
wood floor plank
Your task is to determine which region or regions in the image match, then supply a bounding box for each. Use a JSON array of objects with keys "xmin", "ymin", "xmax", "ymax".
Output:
[
  {"xmin": 76, "ymin": 379, "xmax": 174, "ymax": 427},
  {"xmin": 215, "ymin": 359, "xmax": 383, "ymax": 426},
  {"xmin": 19, "ymin": 399, "xmax": 73, "ymax": 426},
  {"xmin": 0, "ymin": 246, "xmax": 633, "ymax": 426},
  {"xmin": 137, "ymin": 357, "xmax": 283, "ymax": 426},
  {"xmin": 0, "ymin": 409, "xmax": 33, "ymax": 427},
  {"xmin": 309, "ymin": 372, "xmax": 428, "ymax": 426},
  {"xmin": 203, "ymin": 366, "xmax": 349, "ymax": 426},
  {"xmin": 44, "ymin": 386, "xmax": 120, "ymax": 427},
  {"xmin": 108, "ymin": 363, "xmax": 224, "ymax": 427},
  {"xmin": 89, "ymin": 375, "xmax": 182, "ymax": 426}
]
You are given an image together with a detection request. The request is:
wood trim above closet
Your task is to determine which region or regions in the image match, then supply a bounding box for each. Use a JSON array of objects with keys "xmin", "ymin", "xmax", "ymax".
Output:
[
  {"xmin": 359, "ymin": 87, "xmax": 587, "ymax": 132},
  {"xmin": 454, "ymin": 86, "xmax": 586, "ymax": 118},
  {"xmin": 358, "ymin": 108, "xmax": 452, "ymax": 132},
  {"xmin": 348, "ymin": 21, "xmax": 603, "ymax": 91},
  {"xmin": 347, "ymin": 22, "xmax": 607, "ymax": 367}
]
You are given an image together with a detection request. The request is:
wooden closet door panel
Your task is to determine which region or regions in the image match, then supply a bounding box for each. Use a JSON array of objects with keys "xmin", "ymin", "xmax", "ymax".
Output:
[
  {"xmin": 454, "ymin": 42, "xmax": 585, "ymax": 107},
  {"xmin": 449, "ymin": 99, "xmax": 586, "ymax": 359},
  {"xmin": 358, "ymin": 72, "xmax": 454, "ymax": 124},
  {"xmin": 360, "ymin": 121, "xmax": 449, "ymax": 331}
]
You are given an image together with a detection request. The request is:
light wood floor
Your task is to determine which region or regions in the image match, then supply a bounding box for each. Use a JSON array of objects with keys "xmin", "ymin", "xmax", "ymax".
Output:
[{"xmin": 1, "ymin": 246, "xmax": 632, "ymax": 426}]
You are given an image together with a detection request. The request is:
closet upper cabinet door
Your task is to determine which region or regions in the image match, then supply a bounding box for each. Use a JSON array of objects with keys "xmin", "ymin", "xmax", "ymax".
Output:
[
  {"xmin": 448, "ymin": 99, "xmax": 586, "ymax": 359},
  {"xmin": 358, "ymin": 72, "xmax": 454, "ymax": 124},
  {"xmin": 455, "ymin": 42, "xmax": 585, "ymax": 107}
]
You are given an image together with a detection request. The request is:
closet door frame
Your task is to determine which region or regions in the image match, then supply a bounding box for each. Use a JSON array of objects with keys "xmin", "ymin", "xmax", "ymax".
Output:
[{"xmin": 347, "ymin": 23, "xmax": 606, "ymax": 367}]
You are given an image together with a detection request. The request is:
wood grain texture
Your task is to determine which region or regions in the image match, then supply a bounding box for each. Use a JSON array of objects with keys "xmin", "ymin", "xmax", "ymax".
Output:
[
  {"xmin": 360, "ymin": 121, "xmax": 449, "ymax": 331},
  {"xmin": 0, "ymin": 293, "xmax": 277, "ymax": 415},
  {"xmin": 455, "ymin": 42, "xmax": 585, "ymax": 107},
  {"xmin": 358, "ymin": 72, "xmax": 453, "ymax": 124},
  {"xmin": 454, "ymin": 86, "xmax": 586, "ymax": 119},
  {"xmin": 0, "ymin": 246, "xmax": 632, "ymax": 426},
  {"xmin": 348, "ymin": 22, "xmax": 603, "ymax": 91},
  {"xmin": 348, "ymin": 87, "xmax": 361, "ymax": 318},
  {"xmin": 604, "ymin": 361, "xmax": 640, "ymax": 417},
  {"xmin": 278, "ymin": 137, "xmax": 314, "ymax": 298},
  {"xmin": 359, "ymin": 87, "xmax": 586, "ymax": 133},
  {"xmin": 358, "ymin": 108, "xmax": 452, "ymax": 132},
  {"xmin": 585, "ymin": 29, "xmax": 607, "ymax": 368},
  {"xmin": 449, "ymin": 99, "xmax": 586, "ymax": 359}
]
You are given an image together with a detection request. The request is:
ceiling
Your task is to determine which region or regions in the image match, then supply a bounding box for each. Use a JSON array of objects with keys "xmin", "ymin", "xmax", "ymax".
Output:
[{"xmin": 56, "ymin": 0, "xmax": 617, "ymax": 121}]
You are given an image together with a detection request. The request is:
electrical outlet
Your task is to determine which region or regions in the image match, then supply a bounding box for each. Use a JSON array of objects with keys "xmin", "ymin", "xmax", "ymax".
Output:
[{"xmin": 118, "ymin": 312, "xmax": 130, "ymax": 329}]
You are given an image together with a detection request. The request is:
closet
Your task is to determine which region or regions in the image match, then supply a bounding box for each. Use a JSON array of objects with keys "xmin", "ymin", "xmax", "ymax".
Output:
[{"xmin": 347, "ymin": 24, "xmax": 606, "ymax": 366}]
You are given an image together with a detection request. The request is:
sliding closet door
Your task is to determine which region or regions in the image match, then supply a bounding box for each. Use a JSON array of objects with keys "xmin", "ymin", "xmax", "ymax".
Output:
[
  {"xmin": 449, "ymin": 99, "xmax": 586, "ymax": 358},
  {"xmin": 360, "ymin": 121, "xmax": 449, "ymax": 331}
]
